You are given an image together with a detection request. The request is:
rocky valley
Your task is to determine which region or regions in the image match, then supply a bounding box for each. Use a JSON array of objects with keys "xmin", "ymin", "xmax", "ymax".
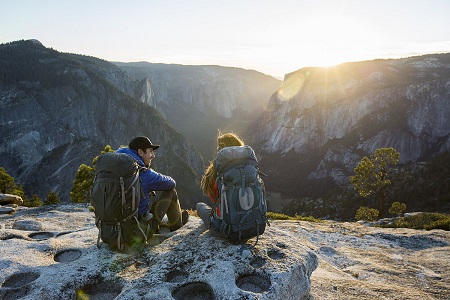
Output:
[{"xmin": 0, "ymin": 39, "xmax": 449, "ymax": 220}]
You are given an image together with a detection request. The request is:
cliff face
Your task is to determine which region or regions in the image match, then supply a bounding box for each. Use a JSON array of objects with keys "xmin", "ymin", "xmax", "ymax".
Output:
[
  {"xmin": 0, "ymin": 40, "xmax": 205, "ymax": 207},
  {"xmin": 115, "ymin": 62, "xmax": 282, "ymax": 160},
  {"xmin": 253, "ymin": 55, "xmax": 450, "ymax": 188},
  {"xmin": 1, "ymin": 40, "xmax": 449, "ymax": 215},
  {"xmin": 116, "ymin": 62, "xmax": 281, "ymax": 118}
]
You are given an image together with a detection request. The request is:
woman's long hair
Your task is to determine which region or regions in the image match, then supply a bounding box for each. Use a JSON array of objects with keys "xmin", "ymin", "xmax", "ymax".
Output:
[{"xmin": 200, "ymin": 132, "xmax": 245, "ymax": 196}]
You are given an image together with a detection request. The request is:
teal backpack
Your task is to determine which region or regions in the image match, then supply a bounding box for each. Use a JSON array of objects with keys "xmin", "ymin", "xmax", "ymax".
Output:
[
  {"xmin": 91, "ymin": 153, "xmax": 148, "ymax": 252},
  {"xmin": 210, "ymin": 145, "xmax": 268, "ymax": 245}
]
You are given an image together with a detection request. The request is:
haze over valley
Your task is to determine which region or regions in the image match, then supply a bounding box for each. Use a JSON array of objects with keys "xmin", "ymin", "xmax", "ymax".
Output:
[{"xmin": 1, "ymin": 40, "xmax": 449, "ymax": 220}]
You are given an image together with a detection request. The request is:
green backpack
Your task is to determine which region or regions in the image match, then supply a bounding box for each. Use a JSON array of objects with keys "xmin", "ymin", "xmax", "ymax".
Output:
[
  {"xmin": 91, "ymin": 153, "xmax": 148, "ymax": 251},
  {"xmin": 210, "ymin": 146, "xmax": 268, "ymax": 245}
]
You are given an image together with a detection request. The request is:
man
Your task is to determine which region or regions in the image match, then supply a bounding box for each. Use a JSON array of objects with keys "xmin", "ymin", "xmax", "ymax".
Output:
[{"xmin": 116, "ymin": 136, "xmax": 188, "ymax": 233}]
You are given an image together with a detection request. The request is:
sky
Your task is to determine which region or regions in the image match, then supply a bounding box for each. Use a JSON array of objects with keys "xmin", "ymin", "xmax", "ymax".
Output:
[{"xmin": 1, "ymin": 0, "xmax": 450, "ymax": 78}]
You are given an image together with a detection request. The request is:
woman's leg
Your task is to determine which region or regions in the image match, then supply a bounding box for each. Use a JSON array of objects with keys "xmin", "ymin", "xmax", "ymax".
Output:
[
  {"xmin": 196, "ymin": 202, "xmax": 224, "ymax": 237},
  {"xmin": 196, "ymin": 202, "xmax": 212, "ymax": 228}
]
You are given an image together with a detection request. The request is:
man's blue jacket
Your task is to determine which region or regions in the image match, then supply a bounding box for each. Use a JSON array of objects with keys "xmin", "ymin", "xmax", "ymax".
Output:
[{"xmin": 116, "ymin": 147, "xmax": 176, "ymax": 216}]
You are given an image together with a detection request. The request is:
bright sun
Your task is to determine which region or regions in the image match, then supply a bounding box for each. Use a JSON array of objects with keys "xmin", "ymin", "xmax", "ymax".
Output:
[{"xmin": 287, "ymin": 14, "xmax": 381, "ymax": 69}]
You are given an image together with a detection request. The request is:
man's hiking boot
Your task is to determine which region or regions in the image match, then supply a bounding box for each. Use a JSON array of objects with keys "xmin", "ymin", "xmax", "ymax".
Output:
[
  {"xmin": 151, "ymin": 218, "xmax": 160, "ymax": 234},
  {"xmin": 182, "ymin": 210, "xmax": 189, "ymax": 226},
  {"xmin": 168, "ymin": 211, "xmax": 189, "ymax": 232}
]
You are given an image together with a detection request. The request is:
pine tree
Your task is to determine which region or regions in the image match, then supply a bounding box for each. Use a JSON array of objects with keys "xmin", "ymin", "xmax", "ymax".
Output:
[
  {"xmin": 70, "ymin": 164, "xmax": 94, "ymax": 203},
  {"xmin": 389, "ymin": 202, "xmax": 406, "ymax": 217},
  {"xmin": 70, "ymin": 145, "xmax": 114, "ymax": 203},
  {"xmin": 27, "ymin": 194, "xmax": 43, "ymax": 207},
  {"xmin": 0, "ymin": 167, "xmax": 15, "ymax": 194},
  {"xmin": 355, "ymin": 206, "xmax": 379, "ymax": 221},
  {"xmin": 0, "ymin": 167, "xmax": 29, "ymax": 204},
  {"xmin": 44, "ymin": 191, "xmax": 60, "ymax": 205},
  {"xmin": 350, "ymin": 148, "xmax": 400, "ymax": 219}
]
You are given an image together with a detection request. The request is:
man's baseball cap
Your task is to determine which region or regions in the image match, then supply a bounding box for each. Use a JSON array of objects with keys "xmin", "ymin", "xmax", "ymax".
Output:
[{"xmin": 129, "ymin": 136, "xmax": 160, "ymax": 151}]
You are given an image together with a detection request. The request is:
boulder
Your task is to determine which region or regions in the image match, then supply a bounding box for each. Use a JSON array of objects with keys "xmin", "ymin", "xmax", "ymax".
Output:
[
  {"xmin": 0, "ymin": 206, "xmax": 15, "ymax": 214},
  {"xmin": 0, "ymin": 194, "xmax": 23, "ymax": 205}
]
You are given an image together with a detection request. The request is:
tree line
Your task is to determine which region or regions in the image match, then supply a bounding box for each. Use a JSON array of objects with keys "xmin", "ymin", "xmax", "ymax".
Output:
[
  {"xmin": 282, "ymin": 148, "xmax": 449, "ymax": 221},
  {"xmin": 0, "ymin": 167, "xmax": 60, "ymax": 206}
]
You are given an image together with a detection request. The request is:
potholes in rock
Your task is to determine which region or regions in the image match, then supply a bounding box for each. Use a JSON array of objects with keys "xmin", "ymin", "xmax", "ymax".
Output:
[
  {"xmin": 319, "ymin": 246, "xmax": 337, "ymax": 256},
  {"xmin": 236, "ymin": 273, "xmax": 271, "ymax": 293},
  {"xmin": 267, "ymin": 248, "xmax": 285, "ymax": 260},
  {"xmin": 54, "ymin": 249, "xmax": 82, "ymax": 263},
  {"xmin": 28, "ymin": 231, "xmax": 54, "ymax": 241},
  {"xmin": 1, "ymin": 288, "xmax": 29, "ymax": 300},
  {"xmin": 165, "ymin": 269, "xmax": 189, "ymax": 283},
  {"xmin": 0, "ymin": 271, "xmax": 35, "ymax": 300},
  {"xmin": 2, "ymin": 271, "xmax": 40, "ymax": 288},
  {"xmin": 250, "ymin": 256, "xmax": 267, "ymax": 268},
  {"xmin": 172, "ymin": 282, "xmax": 216, "ymax": 300},
  {"xmin": 76, "ymin": 280, "xmax": 122, "ymax": 300},
  {"xmin": 0, "ymin": 233, "xmax": 25, "ymax": 240},
  {"xmin": 55, "ymin": 231, "xmax": 74, "ymax": 238}
]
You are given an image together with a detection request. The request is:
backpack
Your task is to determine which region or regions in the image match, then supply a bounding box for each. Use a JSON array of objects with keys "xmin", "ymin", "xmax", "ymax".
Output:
[
  {"xmin": 91, "ymin": 152, "xmax": 148, "ymax": 251},
  {"xmin": 210, "ymin": 145, "xmax": 268, "ymax": 245}
]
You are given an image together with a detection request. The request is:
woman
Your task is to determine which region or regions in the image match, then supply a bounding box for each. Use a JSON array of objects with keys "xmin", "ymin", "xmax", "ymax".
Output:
[{"xmin": 197, "ymin": 132, "xmax": 245, "ymax": 234}]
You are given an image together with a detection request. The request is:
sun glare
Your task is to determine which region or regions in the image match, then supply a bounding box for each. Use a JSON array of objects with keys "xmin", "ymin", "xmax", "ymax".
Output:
[
  {"xmin": 272, "ymin": 12, "xmax": 385, "ymax": 102},
  {"xmin": 287, "ymin": 14, "xmax": 380, "ymax": 70},
  {"xmin": 276, "ymin": 72, "xmax": 308, "ymax": 102}
]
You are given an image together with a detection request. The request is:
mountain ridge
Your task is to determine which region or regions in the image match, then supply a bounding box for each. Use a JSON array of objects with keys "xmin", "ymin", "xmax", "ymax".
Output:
[
  {"xmin": 252, "ymin": 53, "xmax": 450, "ymax": 218},
  {"xmin": 1, "ymin": 39, "xmax": 449, "ymax": 219},
  {"xmin": 0, "ymin": 40, "xmax": 205, "ymax": 208},
  {"xmin": 114, "ymin": 61, "xmax": 282, "ymax": 160}
]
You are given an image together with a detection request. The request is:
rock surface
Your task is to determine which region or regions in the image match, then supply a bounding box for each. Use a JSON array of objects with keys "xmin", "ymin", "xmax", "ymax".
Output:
[
  {"xmin": 288, "ymin": 221, "xmax": 450, "ymax": 299},
  {"xmin": 0, "ymin": 205, "xmax": 317, "ymax": 299},
  {"xmin": 0, "ymin": 194, "xmax": 23, "ymax": 206},
  {"xmin": 0, "ymin": 194, "xmax": 23, "ymax": 215},
  {"xmin": 1, "ymin": 205, "xmax": 449, "ymax": 299},
  {"xmin": 0, "ymin": 207, "xmax": 15, "ymax": 214}
]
